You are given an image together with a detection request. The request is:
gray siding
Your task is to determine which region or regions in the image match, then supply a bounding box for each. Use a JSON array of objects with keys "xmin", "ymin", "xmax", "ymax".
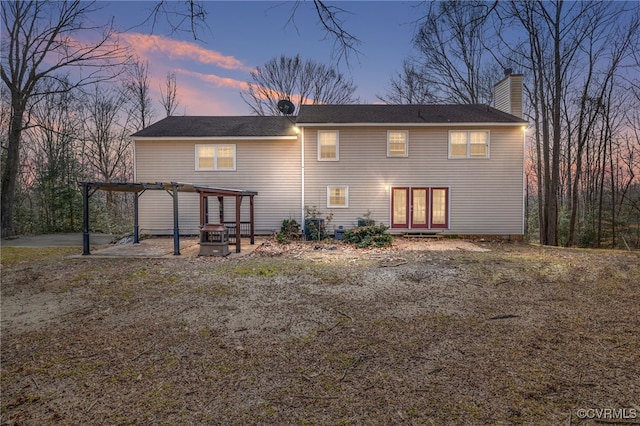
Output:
[
  {"xmin": 302, "ymin": 126, "xmax": 524, "ymax": 235},
  {"xmin": 135, "ymin": 138, "xmax": 301, "ymax": 234},
  {"xmin": 494, "ymin": 74, "xmax": 523, "ymax": 119}
]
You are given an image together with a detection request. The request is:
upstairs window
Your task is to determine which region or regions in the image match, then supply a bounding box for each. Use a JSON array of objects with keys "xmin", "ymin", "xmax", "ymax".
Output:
[
  {"xmin": 318, "ymin": 130, "xmax": 339, "ymax": 161},
  {"xmin": 449, "ymin": 131, "xmax": 489, "ymax": 158},
  {"xmin": 196, "ymin": 144, "xmax": 236, "ymax": 171},
  {"xmin": 387, "ymin": 130, "xmax": 408, "ymax": 157}
]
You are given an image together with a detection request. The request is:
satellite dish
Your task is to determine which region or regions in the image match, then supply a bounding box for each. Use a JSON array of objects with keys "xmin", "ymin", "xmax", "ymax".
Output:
[{"xmin": 277, "ymin": 99, "xmax": 295, "ymax": 115}]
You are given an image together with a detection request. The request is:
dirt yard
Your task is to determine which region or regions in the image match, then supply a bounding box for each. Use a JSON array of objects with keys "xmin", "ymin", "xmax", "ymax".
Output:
[{"xmin": 1, "ymin": 237, "xmax": 639, "ymax": 425}]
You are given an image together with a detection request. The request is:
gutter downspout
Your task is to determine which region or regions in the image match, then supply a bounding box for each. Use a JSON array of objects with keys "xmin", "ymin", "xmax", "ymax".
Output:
[
  {"xmin": 300, "ymin": 127, "xmax": 305, "ymax": 228},
  {"xmin": 522, "ymin": 126, "xmax": 527, "ymax": 236}
]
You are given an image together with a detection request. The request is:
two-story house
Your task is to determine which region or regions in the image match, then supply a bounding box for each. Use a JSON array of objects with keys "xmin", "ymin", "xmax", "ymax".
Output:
[{"xmin": 132, "ymin": 74, "xmax": 527, "ymax": 238}]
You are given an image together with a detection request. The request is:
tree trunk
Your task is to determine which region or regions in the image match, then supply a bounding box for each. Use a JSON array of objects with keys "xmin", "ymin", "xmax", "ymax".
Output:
[{"xmin": 1, "ymin": 101, "xmax": 25, "ymax": 238}]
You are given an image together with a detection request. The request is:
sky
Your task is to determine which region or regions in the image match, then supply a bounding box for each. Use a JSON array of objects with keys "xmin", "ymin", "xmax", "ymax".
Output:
[{"xmin": 92, "ymin": 1, "xmax": 423, "ymax": 117}]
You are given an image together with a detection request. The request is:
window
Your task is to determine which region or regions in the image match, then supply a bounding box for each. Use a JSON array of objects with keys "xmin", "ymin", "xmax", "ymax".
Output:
[
  {"xmin": 196, "ymin": 144, "xmax": 236, "ymax": 171},
  {"xmin": 327, "ymin": 186, "xmax": 349, "ymax": 208},
  {"xmin": 449, "ymin": 131, "xmax": 489, "ymax": 158},
  {"xmin": 318, "ymin": 130, "xmax": 339, "ymax": 161},
  {"xmin": 387, "ymin": 130, "xmax": 408, "ymax": 157}
]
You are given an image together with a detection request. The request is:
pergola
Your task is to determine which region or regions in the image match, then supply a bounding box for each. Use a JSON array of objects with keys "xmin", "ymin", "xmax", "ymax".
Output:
[{"xmin": 79, "ymin": 181, "xmax": 257, "ymax": 255}]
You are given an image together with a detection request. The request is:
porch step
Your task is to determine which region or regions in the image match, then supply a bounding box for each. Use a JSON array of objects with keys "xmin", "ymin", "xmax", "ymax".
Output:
[{"xmin": 402, "ymin": 231, "xmax": 443, "ymax": 238}]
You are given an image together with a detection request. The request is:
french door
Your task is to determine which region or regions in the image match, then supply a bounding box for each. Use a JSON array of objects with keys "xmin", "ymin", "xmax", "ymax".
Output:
[{"xmin": 391, "ymin": 187, "xmax": 448, "ymax": 229}]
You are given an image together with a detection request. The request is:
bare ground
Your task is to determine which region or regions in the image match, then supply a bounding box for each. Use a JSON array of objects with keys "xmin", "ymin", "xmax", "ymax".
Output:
[{"xmin": 1, "ymin": 238, "xmax": 639, "ymax": 425}]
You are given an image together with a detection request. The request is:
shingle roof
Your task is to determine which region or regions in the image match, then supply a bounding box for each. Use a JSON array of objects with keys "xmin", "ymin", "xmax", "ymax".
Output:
[
  {"xmin": 132, "ymin": 105, "xmax": 527, "ymax": 138},
  {"xmin": 295, "ymin": 104, "xmax": 527, "ymax": 124},
  {"xmin": 131, "ymin": 116, "xmax": 298, "ymax": 138}
]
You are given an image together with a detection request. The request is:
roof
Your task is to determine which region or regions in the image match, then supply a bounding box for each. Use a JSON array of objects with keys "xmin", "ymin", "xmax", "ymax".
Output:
[
  {"xmin": 78, "ymin": 181, "xmax": 258, "ymax": 196},
  {"xmin": 131, "ymin": 116, "xmax": 298, "ymax": 138},
  {"xmin": 295, "ymin": 104, "xmax": 527, "ymax": 125}
]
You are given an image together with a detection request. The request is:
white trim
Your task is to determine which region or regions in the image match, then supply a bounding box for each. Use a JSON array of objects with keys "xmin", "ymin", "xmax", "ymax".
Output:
[
  {"xmin": 133, "ymin": 136, "xmax": 297, "ymax": 141},
  {"xmin": 387, "ymin": 130, "xmax": 409, "ymax": 157},
  {"xmin": 317, "ymin": 130, "xmax": 339, "ymax": 161},
  {"xmin": 132, "ymin": 139, "xmax": 137, "ymax": 182},
  {"xmin": 327, "ymin": 185, "xmax": 349, "ymax": 208},
  {"xmin": 296, "ymin": 122, "xmax": 525, "ymax": 128}
]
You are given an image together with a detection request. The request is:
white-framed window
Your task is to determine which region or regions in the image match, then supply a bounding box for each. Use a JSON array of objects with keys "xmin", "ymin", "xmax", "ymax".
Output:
[
  {"xmin": 327, "ymin": 185, "xmax": 349, "ymax": 208},
  {"xmin": 448, "ymin": 130, "xmax": 490, "ymax": 158},
  {"xmin": 318, "ymin": 130, "xmax": 339, "ymax": 161},
  {"xmin": 195, "ymin": 144, "xmax": 236, "ymax": 171},
  {"xmin": 387, "ymin": 130, "xmax": 408, "ymax": 157}
]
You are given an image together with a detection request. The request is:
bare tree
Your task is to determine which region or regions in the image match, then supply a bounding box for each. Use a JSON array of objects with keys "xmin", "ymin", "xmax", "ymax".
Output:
[
  {"xmin": 499, "ymin": 0, "xmax": 640, "ymax": 246},
  {"xmin": 160, "ymin": 72, "xmax": 180, "ymax": 117},
  {"xmin": 123, "ymin": 60, "xmax": 156, "ymax": 131},
  {"xmin": 144, "ymin": 0, "xmax": 208, "ymax": 40},
  {"xmin": 565, "ymin": 6, "xmax": 639, "ymax": 246},
  {"xmin": 144, "ymin": 1, "xmax": 360, "ymax": 63},
  {"xmin": 287, "ymin": 1, "xmax": 361, "ymax": 64},
  {"xmin": 378, "ymin": 60, "xmax": 437, "ymax": 104},
  {"xmin": 241, "ymin": 55, "xmax": 358, "ymax": 116},
  {"xmin": 80, "ymin": 85, "xmax": 132, "ymax": 186},
  {"xmin": 407, "ymin": 0, "xmax": 499, "ymax": 105},
  {"xmin": 0, "ymin": 0, "xmax": 129, "ymax": 237},
  {"xmin": 24, "ymin": 79, "xmax": 84, "ymax": 233}
]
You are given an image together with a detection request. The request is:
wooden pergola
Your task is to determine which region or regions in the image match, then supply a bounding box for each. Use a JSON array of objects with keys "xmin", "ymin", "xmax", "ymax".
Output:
[{"xmin": 79, "ymin": 182, "xmax": 257, "ymax": 255}]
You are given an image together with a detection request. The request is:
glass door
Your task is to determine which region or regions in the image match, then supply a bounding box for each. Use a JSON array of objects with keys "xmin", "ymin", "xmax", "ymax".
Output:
[
  {"xmin": 411, "ymin": 188, "xmax": 429, "ymax": 228},
  {"xmin": 391, "ymin": 187, "xmax": 409, "ymax": 228}
]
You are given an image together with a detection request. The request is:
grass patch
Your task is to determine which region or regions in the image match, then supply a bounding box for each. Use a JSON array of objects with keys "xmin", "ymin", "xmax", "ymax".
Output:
[{"xmin": 0, "ymin": 246, "xmax": 77, "ymax": 266}]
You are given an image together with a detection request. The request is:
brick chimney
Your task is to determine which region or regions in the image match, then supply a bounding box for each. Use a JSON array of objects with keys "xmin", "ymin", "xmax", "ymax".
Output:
[{"xmin": 493, "ymin": 70, "xmax": 523, "ymax": 118}]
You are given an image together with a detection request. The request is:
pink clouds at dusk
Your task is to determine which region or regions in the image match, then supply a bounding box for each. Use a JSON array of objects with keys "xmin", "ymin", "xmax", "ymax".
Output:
[
  {"xmin": 180, "ymin": 69, "xmax": 250, "ymax": 91},
  {"xmin": 119, "ymin": 33, "xmax": 252, "ymax": 72},
  {"xmin": 88, "ymin": 2, "xmax": 419, "ymax": 115},
  {"xmin": 115, "ymin": 32, "xmax": 253, "ymax": 115}
]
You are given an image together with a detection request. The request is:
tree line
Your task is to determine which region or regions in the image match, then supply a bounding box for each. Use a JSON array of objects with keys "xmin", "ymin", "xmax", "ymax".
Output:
[
  {"xmin": 380, "ymin": 1, "xmax": 640, "ymax": 249},
  {"xmin": 2, "ymin": 0, "xmax": 639, "ymax": 249}
]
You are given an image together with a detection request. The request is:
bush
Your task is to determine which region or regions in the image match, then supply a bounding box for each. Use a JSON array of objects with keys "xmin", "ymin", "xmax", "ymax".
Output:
[
  {"xmin": 276, "ymin": 218, "xmax": 301, "ymax": 244},
  {"xmin": 343, "ymin": 224, "xmax": 393, "ymax": 248}
]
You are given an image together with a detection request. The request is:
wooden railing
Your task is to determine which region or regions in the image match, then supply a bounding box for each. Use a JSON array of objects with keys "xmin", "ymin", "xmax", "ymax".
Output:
[{"xmin": 223, "ymin": 221, "xmax": 252, "ymax": 245}]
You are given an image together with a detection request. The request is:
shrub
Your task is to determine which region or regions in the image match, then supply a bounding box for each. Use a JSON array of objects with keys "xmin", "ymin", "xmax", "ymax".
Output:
[
  {"xmin": 276, "ymin": 218, "xmax": 301, "ymax": 244},
  {"xmin": 343, "ymin": 225, "xmax": 393, "ymax": 248},
  {"xmin": 304, "ymin": 205, "xmax": 328, "ymax": 241}
]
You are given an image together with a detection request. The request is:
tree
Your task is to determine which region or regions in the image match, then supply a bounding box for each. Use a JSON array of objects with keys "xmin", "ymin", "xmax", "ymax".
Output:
[
  {"xmin": 124, "ymin": 60, "xmax": 156, "ymax": 131},
  {"xmin": 564, "ymin": 7, "xmax": 638, "ymax": 246},
  {"xmin": 499, "ymin": 0, "xmax": 639, "ymax": 246},
  {"xmin": 79, "ymin": 85, "xmax": 132, "ymax": 186},
  {"xmin": 160, "ymin": 71, "xmax": 180, "ymax": 117},
  {"xmin": 148, "ymin": 1, "xmax": 360, "ymax": 63},
  {"xmin": 0, "ymin": 0, "xmax": 128, "ymax": 237},
  {"xmin": 404, "ymin": 0, "xmax": 499, "ymax": 105},
  {"xmin": 24, "ymin": 79, "xmax": 84, "ymax": 233},
  {"xmin": 241, "ymin": 55, "xmax": 359, "ymax": 116},
  {"xmin": 287, "ymin": 1, "xmax": 361, "ymax": 64},
  {"xmin": 378, "ymin": 60, "xmax": 436, "ymax": 104}
]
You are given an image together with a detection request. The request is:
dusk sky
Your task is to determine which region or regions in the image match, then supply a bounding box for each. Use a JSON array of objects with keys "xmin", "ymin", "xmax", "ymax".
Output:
[{"xmin": 94, "ymin": 1, "xmax": 422, "ymax": 117}]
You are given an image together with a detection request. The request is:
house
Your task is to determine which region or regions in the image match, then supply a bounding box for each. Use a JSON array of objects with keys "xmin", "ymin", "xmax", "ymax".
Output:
[{"xmin": 132, "ymin": 74, "xmax": 527, "ymax": 238}]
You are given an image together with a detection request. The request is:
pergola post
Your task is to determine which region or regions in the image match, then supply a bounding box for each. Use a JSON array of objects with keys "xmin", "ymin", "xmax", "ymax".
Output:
[
  {"xmin": 235, "ymin": 195, "xmax": 242, "ymax": 253},
  {"xmin": 133, "ymin": 192, "xmax": 140, "ymax": 244},
  {"xmin": 250, "ymin": 195, "xmax": 255, "ymax": 245},
  {"xmin": 172, "ymin": 182, "xmax": 180, "ymax": 255},
  {"xmin": 218, "ymin": 196, "xmax": 224, "ymax": 224},
  {"xmin": 82, "ymin": 182, "xmax": 91, "ymax": 255}
]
